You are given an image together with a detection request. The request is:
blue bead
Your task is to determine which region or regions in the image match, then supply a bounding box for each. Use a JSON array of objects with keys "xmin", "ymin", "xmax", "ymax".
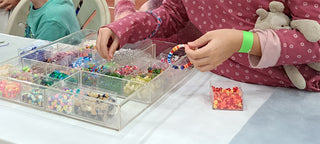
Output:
[{"xmin": 172, "ymin": 65, "xmax": 178, "ymax": 69}]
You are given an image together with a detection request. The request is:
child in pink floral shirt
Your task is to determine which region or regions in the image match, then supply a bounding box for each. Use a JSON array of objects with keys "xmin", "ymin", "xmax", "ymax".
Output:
[{"xmin": 97, "ymin": 0, "xmax": 320, "ymax": 92}]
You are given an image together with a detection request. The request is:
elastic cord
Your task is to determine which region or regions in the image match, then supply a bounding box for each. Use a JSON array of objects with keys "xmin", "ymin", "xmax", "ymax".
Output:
[{"xmin": 167, "ymin": 44, "xmax": 192, "ymax": 70}]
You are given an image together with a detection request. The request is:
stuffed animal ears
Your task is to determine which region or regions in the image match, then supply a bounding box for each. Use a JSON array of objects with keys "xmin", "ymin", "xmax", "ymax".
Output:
[
  {"xmin": 256, "ymin": 1, "xmax": 285, "ymax": 20},
  {"xmin": 256, "ymin": 9, "xmax": 268, "ymax": 20},
  {"xmin": 269, "ymin": 1, "xmax": 284, "ymax": 13}
]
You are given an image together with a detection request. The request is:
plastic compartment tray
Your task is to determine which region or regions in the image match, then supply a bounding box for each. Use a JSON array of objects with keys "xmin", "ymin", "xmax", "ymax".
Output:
[{"xmin": 0, "ymin": 29, "xmax": 195, "ymax": 131}]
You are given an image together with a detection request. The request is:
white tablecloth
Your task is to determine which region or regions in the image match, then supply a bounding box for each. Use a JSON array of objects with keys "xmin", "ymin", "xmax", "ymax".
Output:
[{"xmin": 0, "ymin": 33, "xmax": 276, "ymax": 144}]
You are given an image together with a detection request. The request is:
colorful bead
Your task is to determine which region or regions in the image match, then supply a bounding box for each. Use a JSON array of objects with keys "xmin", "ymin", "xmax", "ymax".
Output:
[
  {"xmin": 49, "ymin": 70, "xmax": 69, "ymax": 80},
  {"xmin": 211, "ymin": 86, "xmax": 243, "ymax": 111},
  {"xmin": 43, "ymin": 50, "xmax": 78, "ymax": 65},
  {"xmin": 123, "ymin": 75, "xmax": 152, "ymax": 95},
  {"xmin": 21, "ymin": 88, "xmax": 44, "ymax": 107},
  {"xmin": 47, "ymin": 93, "xmax": 73, "ymax": 114},
  {"xmin": 63, "ymin": 87, "xmax": 116, "ymax": 122},
  {"xmin": 167, "ymin": 44, "xmax": 192, "ymax": 70},
  {"xmin": 86, "ymin": 91, "xmax": 109, "ymax": 100},
  {"xmin": 114, "ymin": 65, "xmax": 138, "ymax": 76},
  {"xmin": 71, "ymin": 57, "xmax": 97, "ymax": 69},
  {"xmin": 10, "ymin": 70, "xmax": 38, "ymax": 83},
  {"xmin": 22, "ymin": 66, "xmax": 31, "ymax": 72},
  {"xmin": 84, "ymin": 40, "xmax": 96, "ymax": 49},
  {"xmin": 0, "ymin": 80, "xmax": 21, "ymax": 99},
  {"xmin": 40, "ymin": 78, "xmax": 54, "ymax": 86}
]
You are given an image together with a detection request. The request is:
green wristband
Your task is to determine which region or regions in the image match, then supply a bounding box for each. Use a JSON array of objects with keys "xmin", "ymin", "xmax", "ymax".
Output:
[{"xmin": 239, "ymin": 31, "xmax": 254, "ymax": 53}]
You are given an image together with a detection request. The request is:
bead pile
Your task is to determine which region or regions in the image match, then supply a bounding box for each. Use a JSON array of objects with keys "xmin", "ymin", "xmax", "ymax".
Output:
[
  {"xmin": 86, "ymin": 91, "xmax": 109, "ymax": 100},
  {"xmin": 10, "ymin": 66, "xmax": 40, "ymax": 83},
  {"xmin": 62, "ymin": 87, "xmax": 116, "ymax": 121},
  {"xmin": 124, "ymin": 75, "xmax": 152, "ymax": 95},
  {"xmin": 71, "ymin": 57, "xmax": 95, "ymax": 68},
  {"xmin": 21, "ymin": 49, "xmax": 46, "ymax": 62},
  {"xmin": 147, "ymin": 66, "xmax": 162, "ymax": 77},
  {"xmin": 10, "ymin": 70, "xmax": 39, "ymax": 83},
  {"xmin": 84, "ymin": 40, "xmax": 96, "ymax": 49},
  {"xmin": 123, "ymin": 65, "xmax": 166, "ymax": 96},
  {"xmin": 82, "ymin": 72, "xmax": 98, "ymax": 86},
  {"xmin": 211, "ymin": 86, "xmax": 243, "ymax": 110},
  {"xmin": 85, "ymin": 62, "xmax": 115, "ymax": 73},
  {"xmin": 79, "ymin": 48, "xmax": 93, "ymax": 58},
  {"xmin": 114, "ymin": 65, "xmax": 138, "ymax": 76},
  {"xmin": 49, "ymin": 70, "xmax": 69, "ymax": 80},
  {"xmin": 39, "ymin": 70, "xmax": 71, "ymax": 87},
  {"xmin": 47, "ymin": 93, "xmax": 73, "ymax": 114},
  {"xmin": 0, "ymin": 80, "xmax": 21, "ymax": 99},
  {"xmin": 74, "ymin": 98, "xmax": 115, "ymax": 121},
  {"xmin": 43, "ymin": 51, "xmax": 78, "ymax": 66},
  {"xmin": 40, "ymin": 77, "xmax": 55, "ymax": 86},
  {"xmin": 21, "ymin": 88, "xmax": 44, "ymax": 107}
]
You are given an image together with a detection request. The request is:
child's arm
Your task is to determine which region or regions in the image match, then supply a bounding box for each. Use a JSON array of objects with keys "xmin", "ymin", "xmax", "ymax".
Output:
[
  {"xmin": 0, "ymin": 0, "xmax": 20, "ymax": 11},
  {"xmin": 185, "ymin": 29, "xmax": 261, "ymax": 72},
  {"xmin": 97, "ymin": 0, "xmax": 189, "ymax": 60}
]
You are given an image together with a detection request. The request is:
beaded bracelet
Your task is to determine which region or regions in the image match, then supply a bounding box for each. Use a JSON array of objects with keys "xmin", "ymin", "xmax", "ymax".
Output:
[
  {"xmin": 167, "ymin": 44, "xmax": 192, "ymax": 70},
  {"xmin": 145, "ymin": 11, "xmax": 162, "ymax": 39}
]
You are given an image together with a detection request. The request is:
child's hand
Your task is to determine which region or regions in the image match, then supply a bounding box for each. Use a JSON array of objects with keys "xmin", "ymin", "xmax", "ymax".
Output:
[
  {"xmin": 0, "ymin": 0, "xmax": 20, "ymax": 11},
  {"xmin": 96, "ymin": 27, "xmax": 119, "ymax": 60},
  {"xmin": 185, "ymin": 29, "xmax": 243, "ymax": 72}
]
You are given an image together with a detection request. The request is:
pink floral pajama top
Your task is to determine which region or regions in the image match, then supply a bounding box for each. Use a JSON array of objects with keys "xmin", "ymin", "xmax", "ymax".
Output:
[{"xmin": 104, "ymin": 0, "xmax": 320, "ymax": 91}]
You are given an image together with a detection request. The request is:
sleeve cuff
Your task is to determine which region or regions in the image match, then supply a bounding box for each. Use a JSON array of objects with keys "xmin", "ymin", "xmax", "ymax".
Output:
[{"xmin": 249, "ymin": 29, "xmax": 281, "ymax": 68}]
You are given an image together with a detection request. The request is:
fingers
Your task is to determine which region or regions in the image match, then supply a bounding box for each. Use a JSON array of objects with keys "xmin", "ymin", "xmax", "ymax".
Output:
[
  {"xmin": 185, "ymin": 44, "xmax": 209, "ymax": 60},
  {"xmin": 188, "ymin": 56, "xmax": 211, "ymax": 67},
  {"xmin": 5, "ymin": 4, "xmax": 12, "ymax": 11},
  {"xmin": 187, "ymin": 32, "xmax": 211, "ymax": 49},
  {"xmin": 97, "ymin": 28, "xmax": 112, "ymax": 60},
  {"xmin": 185, "ymin": 39, "xmax": 220, "ymax": 72},
  {"xmin": 96, "ymin": 29, "xmax": 106, "ymax": 59},
  {"xmin": 108, "ymin": 36, "xmax": 119, "ymax": 59},
  {"xmin": 188, "ymin": 54, "xmax": 217, "ymax": 72},
  {"xmin": 101, "ymin": 33, "xmax": 111, "ymax": 60},
  {"xmin": 96, "ymin": 28, "xmax": 120, "ymax": 61},
  {"xmin": 96, "ymin": 31, "xmax": 103, "ymax": 58},
  {"xmin": 0, "ymin": 2, "xmax": 7, "ymax": 9}
]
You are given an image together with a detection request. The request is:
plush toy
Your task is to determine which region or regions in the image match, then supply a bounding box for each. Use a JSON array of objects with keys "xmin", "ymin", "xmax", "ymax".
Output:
[{"xmin": 254, "ymin": 1, "xmax": 320, "ymax": 89}]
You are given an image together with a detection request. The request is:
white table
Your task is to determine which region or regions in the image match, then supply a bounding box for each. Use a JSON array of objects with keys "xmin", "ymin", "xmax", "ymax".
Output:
[
  {"xmin": 0, "ymin": 33, "xmax": 275, "ymax": 144},
  {"xmin": 0, "ymin": 33, "xmax": 36, "ymax": 63}
]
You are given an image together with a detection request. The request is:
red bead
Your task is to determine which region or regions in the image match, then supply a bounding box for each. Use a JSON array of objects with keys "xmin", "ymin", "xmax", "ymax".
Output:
[{"xmin": 212, "ymin": 86, "xmax": 243, "ymax": 110}]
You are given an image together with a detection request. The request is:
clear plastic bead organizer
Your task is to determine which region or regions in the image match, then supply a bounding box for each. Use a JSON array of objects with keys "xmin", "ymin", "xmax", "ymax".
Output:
[{"xmin": 0, "ymin": 29, "xmax": 195, "ymax": 131}]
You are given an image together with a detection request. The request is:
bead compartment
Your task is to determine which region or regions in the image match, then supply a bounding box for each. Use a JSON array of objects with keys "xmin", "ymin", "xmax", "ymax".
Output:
[{"xmin": 210, "ymin": 81, "xmax": 244, "ymax": 111}]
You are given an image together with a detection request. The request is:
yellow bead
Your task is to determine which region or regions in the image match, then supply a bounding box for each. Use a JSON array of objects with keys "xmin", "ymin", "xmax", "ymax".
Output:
[{"xmin": 213, "ymin": 104, "xmax": 217, "ymax": 109}]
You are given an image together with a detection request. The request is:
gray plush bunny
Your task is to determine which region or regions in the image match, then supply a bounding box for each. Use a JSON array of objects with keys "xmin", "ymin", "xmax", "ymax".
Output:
[{"xmin": 254, "ymin": 1, "xmax": 320, "ymax": 89}]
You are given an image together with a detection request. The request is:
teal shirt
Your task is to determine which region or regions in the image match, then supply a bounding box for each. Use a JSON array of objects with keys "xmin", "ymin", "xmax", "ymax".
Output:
[{"xmin": 26, "ymin": 0, "xmax": 80, "ymax": 41}]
